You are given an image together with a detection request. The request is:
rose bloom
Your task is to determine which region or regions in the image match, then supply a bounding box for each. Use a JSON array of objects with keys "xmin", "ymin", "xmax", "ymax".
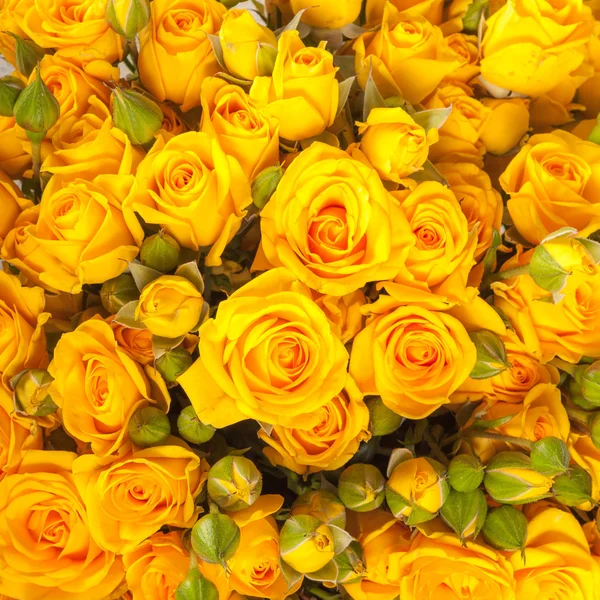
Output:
[
  {"xmin": 178, "ymin": 268, "xmax": 348, "ymax": 428},
  {"xmin": 290, "ymin": 0, "xmax": 362, "ymax": 28},
  {"xmin": 73, "ymin": 440, "xmax": 207, "ymax": 554},
  {"xmin": 253, "ymin": 143, "xmax": 413, "ymax": 295},
  {"xmin": 259, "ymin": 376, "xmax": 371, "ymax": 475},
  {"xmin": 0, "ymin": 451, "xmax": 124, "ymax": 600},
  {"xmin": 201, "ymin": 77, "xmax": 280, "ymax": 181},
  {"xmin": 500, "ymin": 130, "xmax": 600, "ymax": 245},
  {"xmin": 365, "ymin": 0, "xmax": 444, "ymax": 27},
  {"xmin": 0, "ymin": 116, "xmax": 30, "ymax": 178},
  {"xmin": 0, "ymin": 169, "xmax": 32, "ymax": 247},
  {"xmin": 158, "ymin": 103, "xmax": 187, "ymax": 140},
  {"xmin": 249, "ymin": 30, "xmax": 339, "ymax": 142},
  {"xmin": 313, "ymin": 289, "xmax": 366, "ymax": 343},
  {"xmin": 123, "ymin": 132, "xmax": 251, "ymax": 266},
  {"xmin": 579, "ymin": 35, "xmax": 600, "ymax": 119},
  {"xmin": 49, "ymin": 319, "xmax": 170, "ymax": 456},
  {"xmin": 479, "ymin": 98, "xmax": 531, "ymax": 155},
  {"xmin": 480, "ymin": 0, "xmax": 594, "ymax": 97},
  {"xmin": 138, "ymin": 0, "xmax": 225, "ymax": 111},
  {"xmin": 444, "ymin": 33, "xmax": 480, "ymax": 84},
  {"xmin": 569, "ymin": 433, "xmax": 600, "ymax": 504}
]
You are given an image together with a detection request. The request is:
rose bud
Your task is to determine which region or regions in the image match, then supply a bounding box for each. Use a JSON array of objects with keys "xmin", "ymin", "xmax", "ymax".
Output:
[
  {"xmin": 252, "ymin": 165, "xmax": 283, "ymax": 210},
  {"xmin": 0, "ymin": 76, "xmax": 24, "ymax": 117},
  {"xmin": 280, "ymin": 515, "xmax": 336, "ymax": 574},
  {"xmin": 128, "ymin": 406, "xmax": 171, "ymax": 448},
  {"xmin": 330, "ymin": 541, "xmax": 365, "ymax": 584},
  {"xmin": 111, "ymin": 87, "xmax": 163, "ymax": 146},
  {"xmin": 482, "ymin": 505, "xmax": 528, "ymax": 560},
  {"xmin": 177, "ymin": 405, "xmax": 215, "ymax": 445},
  {"xmin": 589, "ymin": 412, "xmax": 600, "ymax": 450},
  {"xmin": 12, "ymin": 369, "xmax": 57, "ymax": 417},
  {"xmin": 569, "ymin": 377, "xmax": 597, "ymax": 410},
  {"xmin": 365, "ymin": 396, "xmax": 403, "ymax": 436},
  {"xmin": 175, "ymin": 566, "xmax": 219, "ymax": 600},
  {"xmin": 100, "ymin": 273, "xmax": 140, "ymax": 314},
  {"xmin": 207, "ymin": 455, "xmax": 263, "ymax": 512},
  {"xmin": 156, "ymin": 346, "xmax": 194, "ymax": 383},
  {"xmin": 106, "ymin": 0, "xmax": 151, "ymax": 39},
  {"xmin": 191, "ymin": 512, "xmax": 241, "ymax": 567},
  {"xmin": 140, "ymin": 231, "xmax": 181, "ymax": 273},
  {"xmin": 291, "ymin": 489, "xmax": 346, "ymax": 528},
  {"xmin": 468, "ymin": 330, "xmax": 511, "ymax": 380},
  {"xmin": 338, "ymin": 464, "xmax": 385, "ymax": 513},
  {"xmin": 530, "ymin": 436, "xmax": 570, "ymax": 476},
  {"xmin": 440, "ymin": 488, "xmax": 487, "ymax": 544},
  {"xmin": 448, "ymin": 454, "xmax": 485, "ymax": 492},
  {"xmin": 552, "ymin": 466, "xmax": 594, "ymax": 507},
  {"xmin": 577, "ymin": 361, "xmax": 600, "ymax": 407}
]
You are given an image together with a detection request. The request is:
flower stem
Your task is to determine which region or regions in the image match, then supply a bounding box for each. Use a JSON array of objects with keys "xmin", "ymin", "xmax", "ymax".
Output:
[
  {"xmin": 550, "ymin": 357, "xmax": 577, "ymax": 376},
  {"xmin": 423, "ymin": 429, "xmax": 450, "ymax": 466},
  {"xmin": 463, "ymin": 430, "xmax": 533, "ymax": 450},
  {"xmin": 487, "ymin": 264, "xmax": 530, "ymax": 284}
]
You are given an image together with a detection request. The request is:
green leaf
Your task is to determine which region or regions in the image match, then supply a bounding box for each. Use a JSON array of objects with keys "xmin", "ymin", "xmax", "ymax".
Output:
[
  {"xmin": 362, "ymin": 63, "xmax": 386, "ymax": 121},
  {"xmin": 336, "ymin": 76, "xmax": 355, "ymax": 117},
  {"xmin": 387, "ymin": 448, "xmax": 413, "ymax": 477},
  {"xmin": 129, "ymin": 261, "xmax": 162, "ymax": 292},
  {"xmin": 175, "ymin": 261, "xmax": 205, "ymax": 294},
  {"xmin": 276, "ymin": 8, "xmax": 310, "ymax": 38},
  {"xmin": 482, "ymin": 228, "xmax": 502, "ymax": 277},
  {"xmin": 470, "ymin": 414, "xmax": 515, "ymax": 430},
  {"xmin": 409, "ymin": 160, "xmax": 449, "ymax": 186},
  {"xmin": 468, "ymin": 330, "xmax": 511, "ymax": 379},
  {"xmin": 207, "ymin": 34, "xmax": 226, "ymax": 69},
  {"xmin": 114, "ymin": 300, "xmax": 146, "ymax": 330},
  {"xmin": 412, "ymin": 105, "xmax": 452, "ymax": 133},
  {"xmin": 577, "ymin": 237, "xmax": 600, "ymax": 263},
  {"xmin": 152, "ymin": 335, "xmax": 185, "ymax": 359},
  {"xmin": 329, "ymin": 525, "xmax": 354, "ymax": 554},
  {"xmin": 529, "ymin": 245, "xmax": 569, "ymax": 293},
  {"xmin": 539, "ymin": 227, "xmax": 578, "ymax": 244}
]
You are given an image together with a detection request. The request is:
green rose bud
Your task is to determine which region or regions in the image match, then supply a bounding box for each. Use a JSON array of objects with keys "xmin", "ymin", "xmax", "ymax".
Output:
[
  {"xmin": 11, "ymin": 35, "xmax": 45, "ymax": 77},
  {"xmin": 589, "ymin": 118, "xmax": 600, "ymax": 146},
  {"xmin": 552, "ymin": 466, "xmax": 594, "ymax": 507},
  {"xmin": 331, "ymin": 541, "xmax": 365, "ymax": 584},
  {"xmin": 140, "ymin": 231, "xmax": 180, "ymax": 273},
  {"xmin": 468, "ymin": 330, "xmax": 511, "ymax": 379},
  {"xmin": 256, "ymin": 43, "xmax": 277, "ymax": 77},
  {"xmin": 338, "ymin": 464, "xmax": 385, "ymax": 513},
  {"xmin": 207, "ymin": 455, "xmax": 263, "ymax": 511},
  {"xmin": 589, "ymin": 412, "xmax": 600, "ymax": 450},
  {"xmin": 440, "ymin": 489, "xmax": 487, "ymax": 544},
  {"xmin": 462, "ymin": 0, "xmax": 489, "ymax": 32},
  {"xmin": 482, "ymin": 505, "xmax": 527, "ymax": 560},
  {"xmin": 12, "ymin": 369, "xmax": 57, "ymax": 417},
  {"xmin": 280, "ymin": 515, "xmax": 336, "ymax": 574},
  {"xmin": 106, "ymin": 0, "xmax": 151, "ymax": 38},
  {"xmin": 569, "ymin": 377, "xmax": 597, "ymax": 410},
  {"xmin": 191, "ymin": 512, "xmax": 241, "ymax": 566},
  {"xmin": 365, "ymin": 396, "xmax": 403, "ymax": 436},
  {"xmin": 177, "ymin": 405, "xmax": 215, "ymax": 445},
  {"xmin": 112, "ymin": 87, "xmax": 163, "ymax": 146},
  {"xmin": 530, "ymin": 436, "xmax": 570, "ymax": 476},
  {"xmin": 448, "ymin": 454, "xmax": 485, "ymax": 492},
  {"xmin": 0, "ymin": 76, "xmax": 24, "ymax": 117},
  {"xmin": 100, "ymin": 273, "xmax": 140, "ymax": 314},
  {"xmin": 252, "ymin": 165, "xmax": 283, "ymax": 210},
  {"xmin": 577, "ymin": 361, "xmax": 600, "ymax": 407},
  {"xmin": 128, "ymin": 406, "xmax": 171, "ymax": 448},
  {"xmin": 291, "ymin": 489, "xmax": 346, "ymax": 528},
  {"xmin": 156, "ymin": 347, "xmax": 194, "ymax": 383}
]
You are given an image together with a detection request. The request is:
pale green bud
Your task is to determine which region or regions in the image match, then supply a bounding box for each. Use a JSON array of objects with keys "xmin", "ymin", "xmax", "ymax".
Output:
[
  {"xmin": 440, "ymin": 489, "xmax": 487, "ymax": 543},
  {"xmin": 552, "ymin": 466, "xmax": 594, "ymax": 507},
  {"xmin": 128, "ymin": 406, "xmax": 171, "ymax": 447},
  {"xmin": 140, "ymin": 231, "xmax": 180, "ymax": 272},
  {"xmin": 106, "ymin": 0, "xmax": 151, "ymax": 38},
  {"xmin": 291, "ymin": 489, "xmax": 346, "ymax": 528},
  {"xmin": 570, "ymin": 376, "xmax": 597, "ymax": 410},
  {"xmin": 577, "ymin": 361, "xmax": 600, "ymax": 407},
  {"xmin": 191, "ymin": 512, "xmax": 241, "ymax": 566},
  {"xmin": 252, "ymin": 165, "xmax": 283, "ymax": 210},
  {"xmin": 365, "ymin": 396, "xmax": 403, "ymax": 436},
  {"xmin": 468, "ymin": 330, "xmax": 511, "ymax": 379},
  {"xmin": 100, "ymin": 273, "xmax": 140, "ymax": 314},
  {"xmin": 530, "ymin": 436, "xmax": 570, "ymax": 476},
  {"xmin": 338, "ymin": 464, "xmax": 385, "ymax": 512},
  {"xmin": 12, "ymin": 369, "xmax": 57, "ymax": 417},
  {"xmin": 482, "ymin": 505, "xmax": 527, "ymax": 558},
  {"xmin": 112, "ymin": 87, "xmax": 163, "ymax": 146},
  {"xmin": 280, "ymin": 515, "xmax": 336, "ymax": 574},
  {"xmin": 0, "ymin": 76, "xmax": 24, "ymax": 117},
  {"xmin": 448, "ymin": 454, "xmax": 484, "ymax": 492},
  {"xmin": 207, "ymin": 455, "xmax": 263, "ymax": 511},
  {"xmin": 175, "ymin": 567, "xmax": 219, "ymax": 600},
  {"xmin": 331, "ymin": 541, "xmax": 365, "ymax": 584},
  {"xmin": 177, "ymin": 405, "xmax": 215, "ymax": 445},
  {"xmin": 256, "ymin": 43, "xmax": 277, "ymax": 77},
  {"xmin": 589, "ymin": 412, "xmax": 600, "ymax": 450},
  {"xmin": 156, "ymin": 347, "xmax": 194, "ymax": 383}
]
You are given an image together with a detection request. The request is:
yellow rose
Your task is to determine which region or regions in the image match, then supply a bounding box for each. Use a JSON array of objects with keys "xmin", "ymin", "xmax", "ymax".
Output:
[
  {"xmin": 365, "ymin": 0, "xmax": 445, "ymax": 27},
  {"xmin": 435, "ymin": 162, "xmax": 502, "ymax": 262},
  {"xmin": 509, "ymin": 504, "xmax": 600, "ymax": 600},
  {"xmin": 49, "ymin": 319, "xmax": 171, "ymax": 456},
  {"xmin": 290, "ymin": 0, "xmax": 362, "ymax": 28},
  {"xmin": 219, "ymin": 9, "xmax": 278, "ymax": 80},
  {"xmin": 178, "ymin": 268, "xmax": 348, "ymax": 428},
  {"xmin": 0, "ymin": 170, "xmax": 32, "ymax": 248},
  {"xmin": 313, "ymin": 289, "xmax": 366, "ymax": 343},
  {"xmin": 481, "ymin": 0, "xmax": 594, "ymax": 97},
  {"xmin": 249, "ymin": 30, "xmax": 339, "ymax": 141},
  {"xmin": 580, "ymin": 35, "xmax": 600, "ymax": 118},
  {"xmin": 343, "ymin": 509, "xmax": 413, "ymax": 600},
  {"xmin": 0, "ymin": 451, "xmax": 125, "ymax": 600},
  {"xmin": 444, "ymin": 33, "xmax": 480, "ymax": 84},
  {"xmin": 253, "ymin": 143, "xmax": 414, "ymax": 295},
  {"xmin": 479, "ymin": 98, "xmax": 531, "ymax": 155},
  {"xmin": 200, "ymin": 77, "xmax": 280, "ymax": 181},
  {"xmin": 353, "ymin": 7, "xmax": 463, "ymax": 104},
  {"xmin": 259, "ymin": 375, "xmax": 371, "ymax": 475},
  {"xmin": 570, "ymin": 433, "xmax": 600, "ymax": 503},
  {"xmin": 0, "ymin": 117, "xmax": 30, "ymax": 179},
  {"xmin": 357, "ymin": 107, "xmax": 439, "ymax": 183},
  {"xmin": 158, "ymin": 103, "xmax": 187, "ymax": 140},
  {"xmin": 73, "ymin": 441, "xmax": 207, "ymax": 554},
  {"xmin": 227, "ymin": 495, "xmax": 303, "ymax": 600},
  {"xmin": 396, "ymin": 521, "xmax": 516, "ymax": 599},
  {"xmin": 123, "ymin": 132, "xmax": 251, "ymax": 267},
  {"xmin": 138, "ymin": 0, "xmax": 225, "ymax": 111},
  {"xmin": 500, "ymin": 130, "xmax": 600, "ymax": 245}
]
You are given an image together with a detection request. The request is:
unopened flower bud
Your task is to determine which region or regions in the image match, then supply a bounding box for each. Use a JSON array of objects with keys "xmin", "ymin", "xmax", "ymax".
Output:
[
  {"xmin": 291, "ymin": 489, "xmax": 346, "ymax": 528},
  {"xmin": 448, "ymin": 454, "xmax": 484, "ymax": 492},
  {"xmin": 12, "ymin": 369, "xmax": 57, "ymax": 417},
  {"xmin": 365, "ymin": 396, "xmax": 403, "ymax": 436},
  {"xmin": 175, "ymin": 566, "xmax": 219, "ymax": 600},
  {"xmin": 440, "ymin": 489, "xmax": 487, "ymax": 544},
  {"xmin": 191, "ymin": 512, "xmax": 241, "ymax": 566},
  {"xmin": 106, "ymin": 0, "xmax": 151, "ymax": 38},
  {"xmin": 140, "ymin": 231, "xmax": 180, "ymax": 272},
  {"xmin": 330, "ymin": 541, "xmax": 365, "ymax": 584},
  {"xmin": 252, "ymin": 165, "xmax": 283, "ymax": 210},
  {"xmin": 338, "ymin": 464, "xmax": 385, "ymax": 512},
  {"xmin": 156, "ymin": 346, "xmax": 194, "ymax": 383},
  {"xmin": 552, "ymin": 466, "xmax": 594, "ymax": 507},
  {"xmin": 100, "ymin": 273, "xmax": 140, "ymax": 313},
  {"xmin": 207, "ymin": 455, "xmax": 263, "ymax": 511},
  {"xmin": 570, "ymin": 376, "xmax": 597, "ymax": 410},
  {"xmin": 484, "ymin": 451, "xmax": 553, "ymax": 504},
  {"xmin": 462, "ymin": 0, "xmax": 489, "ymax": 32},
  {"xmin": 256, "ymin": 43, "xmax": 277, "ymax": 76},
  {"xmin": 280, "ymin": 515, "xmax": 336, "ymax": 574},
  {"xmin": 589, "ymin": 118, "xmax": 600, "ymax": 145},
  {"xmin": 530, "ymin": 436, "xmax": 570, "ymax": 476},
  {"xmin": 128, "ymin": 406, "xmax": 171, "ymax": 448},
  {"xmin": 0, "ymin": 76, "xmax": 24, "ymax": 117},
  {"xmin": 11, "ymin": 35, "xmax": 45, "ymax": 77},
  {"xmin": 577, "ymin": 361, "xmax": 600, "ymax": 407},
  {"xmin": 177, "ymin": 405, "xmax": 215, "ymax": 444},
  {"xmin": 468, "ymin": 330, "xmax": 511, "ymax": 379},
  {"xmin": 112, "ymin": 87, "xmax": 163, "ymax": 146},
  {"xmin": 482, "ymin": 505, "xmax": 527, "ymax": 558},
  {"xmin": 589, "ymin": 413, "xmax": 600, "ymax": 450}
]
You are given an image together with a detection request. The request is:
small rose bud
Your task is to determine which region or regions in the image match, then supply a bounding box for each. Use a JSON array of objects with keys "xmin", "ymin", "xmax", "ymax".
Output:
[
  {"xmin": 552, "ymin": 466, "xmax": 594, "ymax": 507},
  {"xmin": 128, "ymin": 406, "xmax": 171, "ymax": 448},
  {"xmin": 207, "ymin": 455, "xmax": 263, "ymax": 512},
  {"xmin": 530, "ymin": 436, "xmax": 570, "ymax": 476},
  {"xmin": 252, "ymin": 165, "xmax": 283, "ymax": 210},
  {"xmin": 440, "ymin": 489, "xmax": 487, "ymax": 544},
  {"xmin": 0, "ymin": 76, "xmax": 24, "ymax": 117},
  {"xmin": 484, "ymin": 451, "xmax": 553, "ymax": 504},
  {"xmin": 589, "ymin": 413, "xmax": 600, "ymax": 450},
  {"xmin": 11, "ymin": 35, "xmax": 45, "ymax": 77},
  {"xmin": 106, "ymin": 0, "xmax": 151, "ymax": 39},
  {"xmin": 256, "ymin": 43, "xmax": 277, "ymax": 77},
  {"xmin": 111, "ymin": 87, "xmax": 163, "ymax": 146},
  {"xmin": 140, "ymin": 231, "xmax": 180, "ymax": 273},
  {"xmin": 338, "ymin": 464, "xmax": 385, "ymax": 513},
  {"xmin": 577, "ymin": 361, "xmax": 600, "ymax": 407},
  {"xmin": 12, "ymin": 369, "xmax": 57, "ymax": 417},
  {"xmin": 330, "ymin": 541, "xmax": 365, "ymax": 584},
  {"xmin": 175, "ymin": 566, "xmax": 219, "ymax": 600},
  {"xmin": 569, "ymin": 376, "xmax": 597, "ymax": 410},
  {"xmin": 280, "ymin": 515, "xmax": 336, "ymax": 574},
  {"xmin": 365, "ymin": 396, "xmax": 403, "ymax": 436},
  {"xmin": 589, "ymin": 118, "xmax": 600, "ymax": 145},
  {"xmin": 155, "ymin": 346, "xmax": 194, "ymax": 383},
  {"xmin": 291, "ymin": 489, "xmax": 346, "ymax": 528},
  {"xmin": 177, "ymin": 405, "xmax": 215, "ymax": 445},
  {"xmin": 191, "ymin": 512, "xmax": 241, "ymax": 566},
  {"xmin": 100, "ymin": 273, "xmax": 140, "ymax": 314},
  {"xmin": 463, "ymin": 0, "xmax": 489, "ymax": 32},
  {"xmin": 448, "ymin": 454, "xmax": 485, "ymax": 492},
  {"xmin": 468, "ymin": 330, "xmax": 511, "ymax": 379},
  {"xmin": 482, "ymin": 505, "xmax": 527, "ymax": 558}
]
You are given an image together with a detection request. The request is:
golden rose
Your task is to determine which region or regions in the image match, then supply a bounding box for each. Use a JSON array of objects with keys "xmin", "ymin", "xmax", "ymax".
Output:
[
  {"xmin": 313, "ymin": 289, "xmax": 366, "ymax": 343},
  {"xmin": 353, "ymin": 7, "xmax": 463, "ymax": 104},
  {"xmin": 480, "ymin": 0, "xmax": 594, "ymax": 97},
  {"xmin": 365, "ymin": 0, "xmax": 444, "ymax": 27},
  {"xmin": 0, "ymin": 451, "xmax": 125, "ymax": 600},
  {"xmin": 249, "ymin": 30, "xmax": 339, "ymax": 141},
  {"xmin": 290, "ymin": 0, "xmax": 362, "ymax": 28},
  {"xmin": 73, "ymin": 440, "xmax": 207, "ymax": 554},
  {"xmin": 0, "ymin": 170, "xmax": 32, "ymax": 248},
  {"xmin": 178, "ymin": 268, "xmax": 348, "ymax": 428},
  {"xmin": 138, "ymin": 0, "xmax": 225, "ymax": 112},
  {"xmin": 201, "ymin": 77, "xmax": 280, "ymax": 181},
  {"xmin": 253, "ymin": 142, "xmax": 414, "ymax": 295},
  {"xmin": 219, "ymin": 9, "xmax": 278, "ymax": 80},
  {"xmin": 259, "ymin": 376, "xmax": 371, "ymax": 475},
  {"xmin": 569, "ymin": 433, "xmax": 600, "ymax": 504},
  {"xmin": 0, "ymin": 116, "xmax": 31, "ymax": 179},
  {"xmin": 158, "ymin": 103, "xmax": 187, "ymax": 140},
  {"xmin": 343, "ymin": 509, "xmax": 413, "ymax": 600},
  {"xmin": 444, "ymin": 33, "xmax": 480, "ymax": 84},
  {"xmin": 123, "ymin": 132, "xmax": 251, "ymax": 267},
  {"xmin": 357, "ymin": 106, "xmax": 439, "ymax": 184},
  {"xmin": 580, "ymin": 35, "xmax": 600, "ymax": 118},
  {"xmin": 500, "ymin": 130, "xmax": 600, "ymax": 245},
  {"xmin": 49, "ymin": 319, "xmax": 171, "ymax": 456},
  {"xmin": 479, "ymin": 98, "xmax": 531, "ymax": 155}
]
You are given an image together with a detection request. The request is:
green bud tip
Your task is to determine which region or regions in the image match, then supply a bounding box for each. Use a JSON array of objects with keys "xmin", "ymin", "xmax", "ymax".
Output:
[
  {"xmin": 12, "ymin": 368, "xmax": 58, "ymax": 417},
  {"xmin": 252, "ymin": 165, "xmax": 283, "ymax": 210},
  {"xmin": 100, "ymin": 273, "xmax": 140, "ymax": 314},
  {"xmin": 128, "ymin": 406, "xmax": 171, "ymax": 448},
  {"xmin": 105, "ymin": 0, "xmax": 151, "ymax": 39},
  {"xmin": 256, "ymin": 43, "xmax": 277, "ymax": 77},
  {"xmin": 191, "ymin": 512, "xmax": 241, "ymax": 566},
  {"xmin": 447, "ymin": 454, "xmax": 485, "ymax": 493},
  {"xmin": 530, "ymin": 437, "xmax": 570, "ymax": 476},
  {"xmin": 440, "ymin": 488, "xmax": 487, "ymax": 544},
  {"xmin": 365, "ymin": 396, "xmax": 403, "ymax": 436},
  {"xmin": 175, "ymin": 564, "xmax": 219, "ymax": 600},
  {"xmin": 207, "ymin": 455, "xmax": 263, "ymax": 512},
  {"xmin": 482, "ymin": 505, "xmax": 527, "ymax": 560},
  {"xmin": 140, "ymin": 231, "xmax": 180, "ymax": 273},
  {"xmin": 156, "ymin": 346, "xmax": 194, "ymax": 383},
  {"xmin": 0, "ymin": 76, "xmax": 24, "ymax": 118},
  {"xmin": 177, "ymin": 405, "xmax": 215, "ymax": 445},
  {"xmin": 338, "ymin": 463, "xmax": 385, "ymax": 512},
  {"xmin": 111, "ymin": 87, "xmax": 163, "ymax": 146}
]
